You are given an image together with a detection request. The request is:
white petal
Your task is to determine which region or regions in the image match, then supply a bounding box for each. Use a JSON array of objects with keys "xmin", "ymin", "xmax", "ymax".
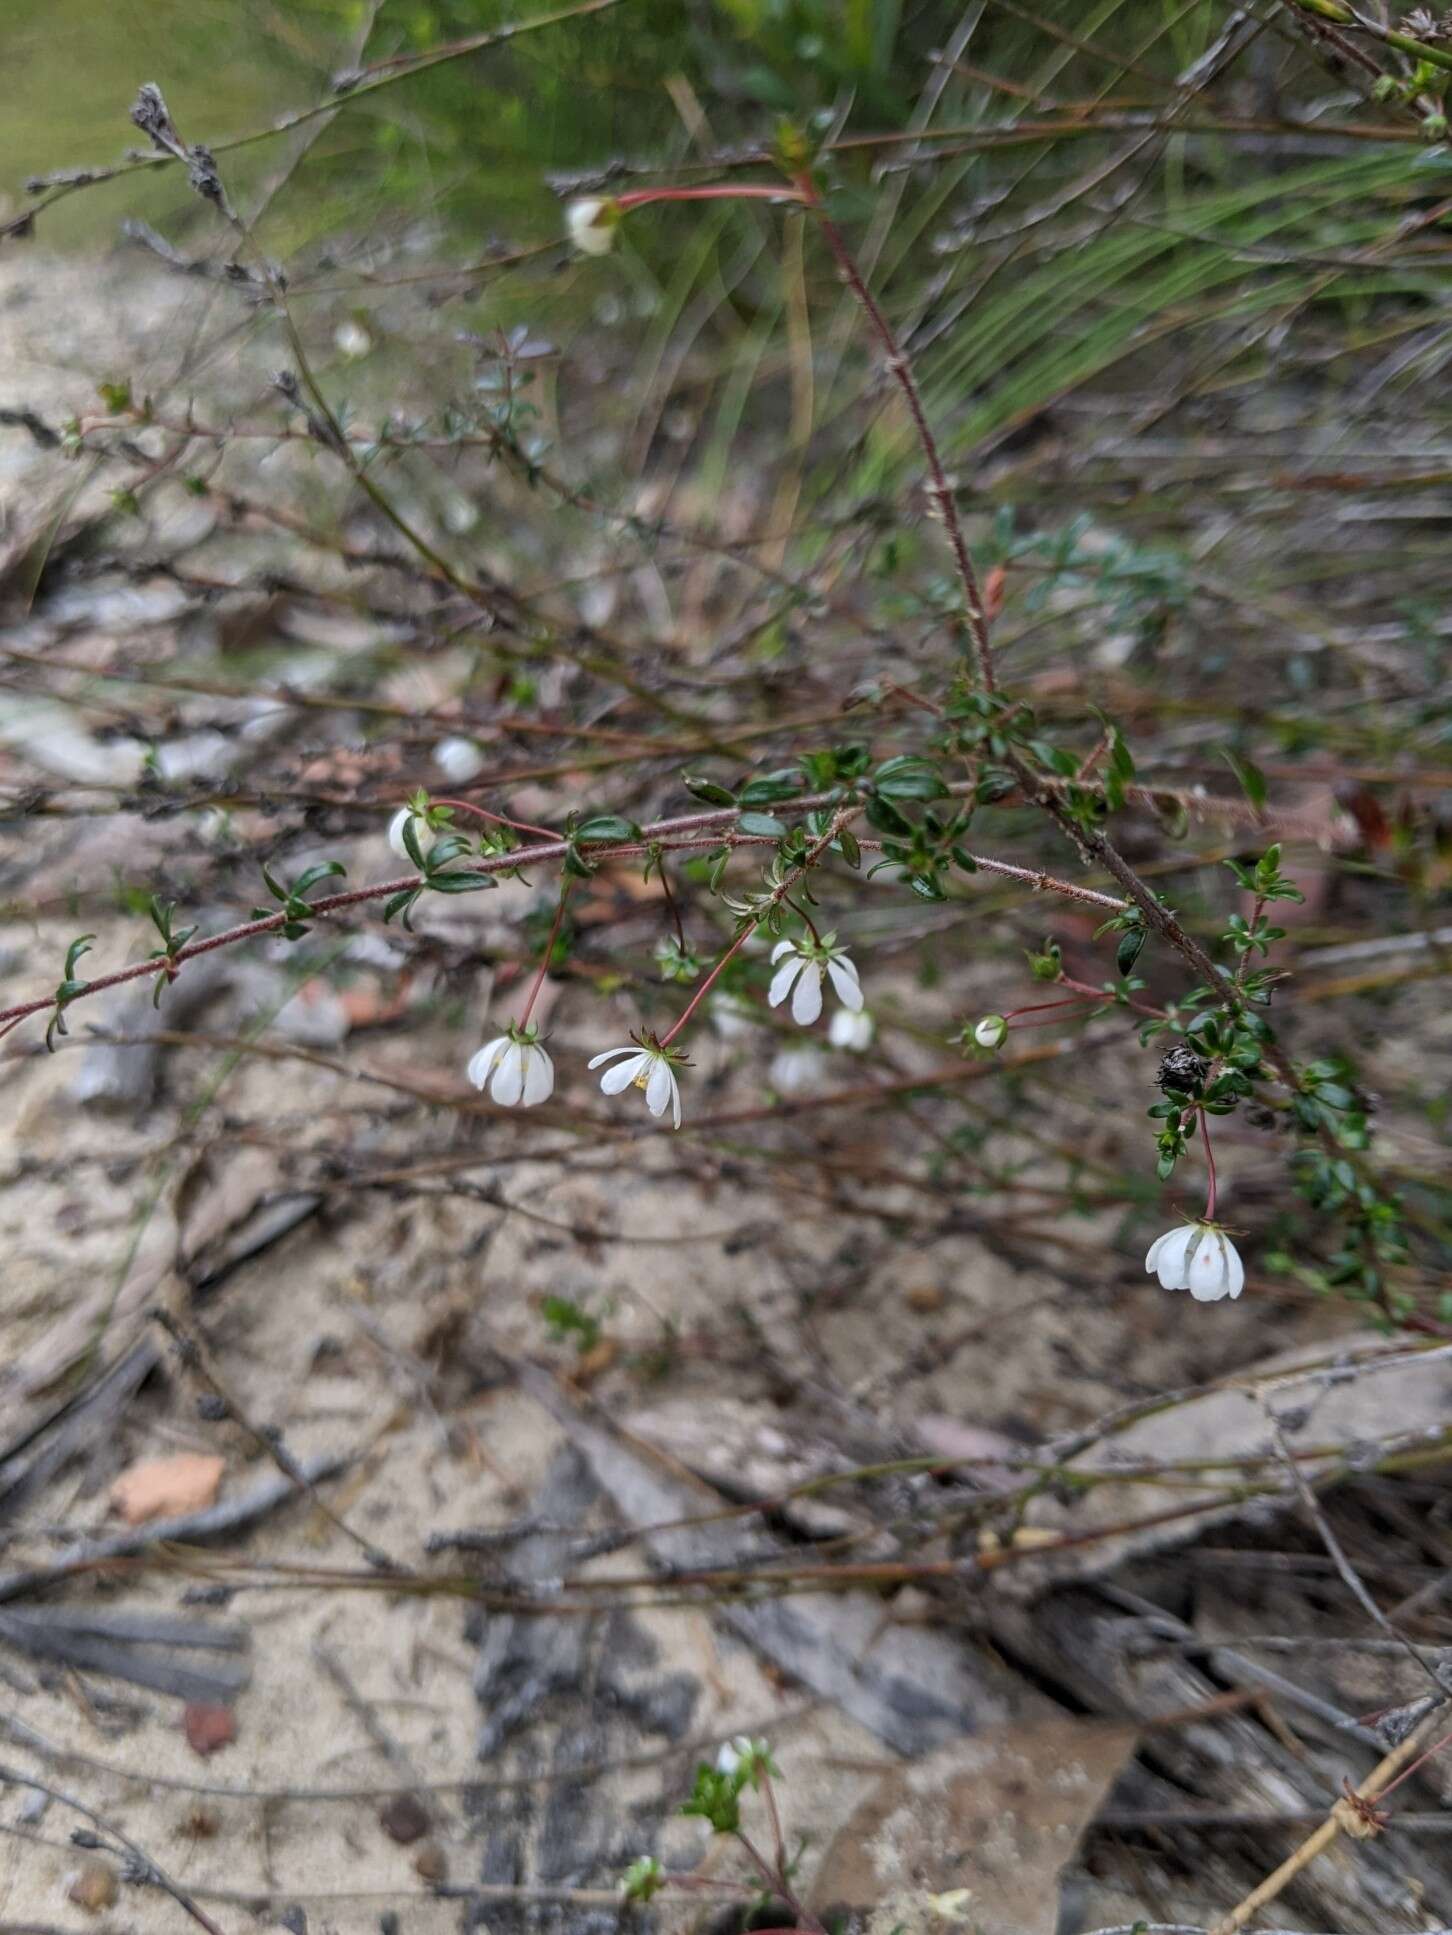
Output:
[
  {"xmin": 768, "ymin": 957, "xmax": 804, "ymax": 1009},
  {"xmin": 1188, "ymin": 1231, "xmax": 1231, "ymax": 1302},
  {"xmin": 829, "ymin": 1008, "xmax": 873, "ymax": 1051},
  {"xmin": 1156, "ymin": 1225, "xmax": 1198, "ymax": 1290},
  {"xmin": 490, "ymin": 1042, "xmax": 527, "ymax": 1107},
  {"xmin": 588, "ymin": 1045, "xmax": 635, "ymax": 1069},
  {"xmin": 600, "ymin": 1051, "xmax": 649, "ymax": 1095},
  {"xmin": 434, "ymin": 736, "xmax": 484, "ymax": 782},
  {"xmin": 1223, "ymin": 1237, "xmax": 1245, "ymax": 1300},
  {"xmin": 467, "ymin": 1037, "xmax": 511, "ymax": 1090},
  {"xmin": 645, "ymin": 1056, "xmax": 674, "ymax": 1118},
  {"xmin": 567, "ymin": 198, "xmax": 616, "ymax": 254},
  {"xmin": 826, "ymin": 956, "xmax": 864, "ymax": 1011},
  {"xmin": 668, "ymin": 1068, "xmax": 682, "ymax": 1128},
  {"xmin": 388, "ymin": 809, "xmax": 416, "ymax": 860},
  {"xmin": 770, "ymin": 939, "xmax": 798, "ymax": 965},
  {"xmin": 1145, "ymin": 1229, "xmax": 1171, "ymax": 1274},
  {"xmin": 791, "ymin": 961, "xmax": 823, "ymax": 1026},
  {"xmin": 521, "ymin": 1045, "xmax": 554, "ymax": 1107}
]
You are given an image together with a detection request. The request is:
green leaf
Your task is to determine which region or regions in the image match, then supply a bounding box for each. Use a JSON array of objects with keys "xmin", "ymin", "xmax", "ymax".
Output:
[
  {"xmin": 873, "ymin": 755, "xmax": 947, "ymax": 801},
  {"xmin": 428, "ymin": 871, "xmax": 498, "ymax": 894},
  {"xmin": 737, "ymin": 812, "xmax": 788, "ymax": 838},
  {"xmin": 682, "ymin": 774, "xmax": 736, "ymax": 806},
  {"xmin": 865, "ymin": 795, "xmax": 912, "ymax": 837},
  {"xmin": 575, "ymin": 814, "xmax": 641, "ymax": 844},
  {"xmin": 1222, "ymin": 749, "xmax": 1267, "ymax": 812},
  {"xmin": 1116, "ymin": 927, "xmax": 1146, "ymax": 975},
  {"xmin": 738, "ymin": 769, "xmax": 802, "ymax": 807}
]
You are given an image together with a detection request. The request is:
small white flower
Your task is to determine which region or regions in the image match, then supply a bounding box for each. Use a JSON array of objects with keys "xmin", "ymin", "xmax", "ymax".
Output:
[
  {"xmin": 828, "ymin": 1007, "xmax": 875, "ymax": 1052},
  {"xmin": 589, "ymin": 1037, "xmax": 685, "ymax": 1128},
  {"xmin": 973, "ymin": 1014, "xmax": 1007, "ymax": 1050},
  {"xmin": 716, "ymin": 1735, "xmax": 770, "ymax": 1779},
  {"xmin": 388, "ymin": 807, "xmax": 425, "ymax": 861},
  {"xmin": 334, "ymin": 319, "xmax": 372, "ymax": 359},
  {"xmin": 468, "ymin": 1030, "xmax": 554, "ymax": 1108},
  {"xmin": 768, "ymin": 934, "xmax": 864, "ymax": 1028},
  {"xmin": 768, "ymin": 1044, "xmax": 821, "ymax": 1095},
  {"xmin": 566, "ymin": 197, "xmax": 620, "ymax": 255},
  {"xmin": 1145, "ymin": 1222, "xmax": 1245, "ymax": 1303},
  {"xmin": 433, "ymin": 735, "xmax": 484, "ymax": 783}
]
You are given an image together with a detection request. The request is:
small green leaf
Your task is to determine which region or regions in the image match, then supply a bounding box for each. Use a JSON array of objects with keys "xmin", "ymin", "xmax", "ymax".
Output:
[
  {"xmin": 1222, "ymin": 749, "xmax": 1267, "ymax": 812},
  {"xmin": 682, "ymin": 774, "xmax": 736, "ymax": 806}
]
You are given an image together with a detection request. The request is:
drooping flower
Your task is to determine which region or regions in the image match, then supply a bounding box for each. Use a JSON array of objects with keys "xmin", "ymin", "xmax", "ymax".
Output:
[
  {"xmin": 715, "ymin": 1736, "xmax": 771, "ymax": 1780},
  {"xmin": 768, "ymin": 1044, "xmax": 822, "ymax": 1095},
  {"xmin": 468, "ymin": 1028, "xmax": 554, "ymax": 1108},
  {"xmin": 828, "ymin": 1007, "xmax": 875, "ymax": 1052},
  {"xmin": 1145, "ymin": 1223, "xmax": 1245, "ymax": 1302},
  {"xmin": 433, "ymin": 735, "xmax": 484, "ymax": 782},
  {"xmin": 973, "ymin": 1013, "xmax": 1007, "ymax": 1050},
  {"xmin": 566, "ymin": 197, "xmax": 620, "ymax": 255},
  {"xmin": 768, "ymin": 934, "xmax": 864, "ymax": 1028},
  {"xmin": 388, "ymin": 806, "xmax": 424, "ymax": 861},
  {"xmin": 589, "ymin": 1036, "xmax": 685, "ymax": 1128}
]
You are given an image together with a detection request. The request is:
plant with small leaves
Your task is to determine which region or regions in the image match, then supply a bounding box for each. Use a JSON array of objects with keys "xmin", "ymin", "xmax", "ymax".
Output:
[
  {"xmin": 654, "ymin": 936, "xmax": 702, "ymax": 984},
  {"xmin": 618, "ymin": 1855, "xmax": 665, "ymax": 1904},
  {"xmin": 561, "ymin": 811, "xmax": 643, "ymax": 879},
  {"xmin": 385, "ymin": 804, "xmax": 499, "ymax": 928},
  {"xmin": 540, "ymin": 1295, "xmax": 602, "ymax": 1353},
  {"xmin": 46, "ymin": 934, "xmax": 95, "ymax": 1051},
  {"xmin": 253, "ymin": 860, "xmax": 347, "ymax": 941},
  {"xmin": 145, "ymin": 897, "xmax": 197, "ymax": 1008}
]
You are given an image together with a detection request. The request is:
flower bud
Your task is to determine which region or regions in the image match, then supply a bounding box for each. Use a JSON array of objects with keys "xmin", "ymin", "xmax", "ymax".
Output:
[
  {"xmin": 973, "ymin": 1014, "xmax": 1007, "ymax": 1050},
  {"xmin": 566, "ymin": 197, "xmax": 620, "ymax": 255}
]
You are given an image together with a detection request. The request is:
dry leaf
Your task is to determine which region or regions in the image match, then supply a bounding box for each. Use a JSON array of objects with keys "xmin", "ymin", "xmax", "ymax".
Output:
[
  {"xmin": 112, "ymin": 1452, "xmax": 225, "ymax": 1525},
  {"xmin": 811, "ymin": 1717, "xmax": 1137, "ymax": 1935},
  {"xmin": 183, "ymin": 1701, "xmax": 237, "ymax": 1756},
  {"xmin": 66, "ymin": 1859, "xmax": 118, "ymax": 1912}
]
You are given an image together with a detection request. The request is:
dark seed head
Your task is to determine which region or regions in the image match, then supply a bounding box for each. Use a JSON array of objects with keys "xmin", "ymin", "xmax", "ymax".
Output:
[{"xmin": 1157, "ymin": 1044, "xmax": 1208, "ymax": 1096}]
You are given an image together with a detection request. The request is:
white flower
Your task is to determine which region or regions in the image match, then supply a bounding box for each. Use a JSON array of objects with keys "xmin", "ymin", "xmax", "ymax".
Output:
[
  {"xmin": 333, "ymin": 320, "xmax": 372, "ymax": 359},
  {"xmin": 589, "ymin": 1038, "xmax": 685, "ymax": 1128},
  {"xmin": 468, "ymin": 1030, "xmax": 554, "ymax": 1107},
  {"xmin": 768, "ymin": 935, "xmax": 864, "ymax": 1027},
  {"xmin": 828, "ymin": 1007, "xmax": 874, "ymax": 1052},
  {"xmin": 433, "ymin": 735, "xmax": 484, "ymax": 782},
  {"xmin": 566, "ymin": 197, "xmax": 619, "ymax": 255},
  {"xmin": 768, "ymin": 1045, "xmax": 821, "ymax": 1095},
  {"xmin": 1145, "ymin": 1223, "xmax": 1245, "ymax": 1303},
  {"xmin": 973, "ymin": 1014, "xmax": 1007, "ymax": 1050},
  {"xmin": 716, "ymin": 1734, "xmax": 770, "ymax": 1777},
  {"xmin": 388, "ymin": 807, "xmax": 424, "ymax": 861},
  {"xmin": 716, "ymin": 1735, "xmax": 772, "ymax": 1781}
]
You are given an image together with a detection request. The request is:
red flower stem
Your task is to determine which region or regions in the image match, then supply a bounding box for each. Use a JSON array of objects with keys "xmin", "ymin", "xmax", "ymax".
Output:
[
  {"xmin": 519, "ymin": 881, "xmax": 573, "ymax": 1029},
  {"xmin": 1201, "ymin": 1107, "xmax": 1219, "ymax": 1222},
  {"xmin": 432, "ymin": 796, "xmax": 559, "ymax": 840},
  {"xmin": 783, "ymin": 895, "xmax": 821, "ymax": 946},
  {"xmin": 656, "ymin": 921, "xmax": 755, "ymax": 1049},
  {"xmin": 1060, "ymin": 973, "xmax": 1166, "ymax": 1020},
  {"xmin": 615, "ymin": 185, "xmax": 809, "ymax": 210},
  {"xmin": 1004, "ymin": 995, "xmax": 1098, "ymax": 1023}
]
